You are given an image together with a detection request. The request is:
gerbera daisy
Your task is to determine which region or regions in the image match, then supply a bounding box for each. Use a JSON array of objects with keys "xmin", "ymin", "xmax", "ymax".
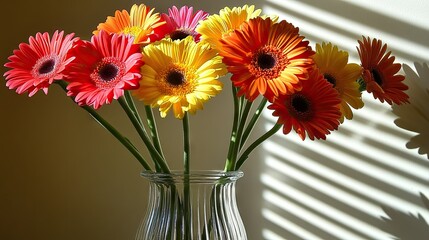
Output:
[
  {"xmin": 312, "ymin": 42, "xmax": 363, "ymax": 122},
  {"xmin": 357, "ymin": 36, "xmax": 409, "ymax": 105},
  {"xmin": 268, "ymin": 68, "xmax": 342, "ymax": 140},
  {"xmin": 219, "ymin": 17, "xmax": 314, "ymax": 102},
  {"xmin": 196, "ymin": 5, "xmax": 263, "ymax": 50},
  {"xmin": 161, "ymin": 6, "xmax": 208, "ymax": 42},
  {"xmin": 64, "ymin": 31, "xmax": 143, "ymax": 109},
  {"xmin": 134, "ymin": 37, "xmax": 227, "ymax": 119},
  {"xmin": 392, "ymin": 63, "xmax": 429, "ymax": 157},
  {"xmin": 93, "ymin": 4, "xmax": 167, "ymax": 45},
  {"xmin": 4, "ymin": 31, "xmax": 77, "ymax": 96}
]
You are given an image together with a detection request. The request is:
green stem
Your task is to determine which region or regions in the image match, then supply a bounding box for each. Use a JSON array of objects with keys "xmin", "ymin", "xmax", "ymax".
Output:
[
  {"xmin": 239, "ymin": 98, "xmax": 268, "ymax": 150},
  {"xmin": 224, "ymin": 86, "xmax": 242, "ymax": 171},
  {"xmin": 124, "ymin": 92, "xmax": 165, "ymax": 171},
  {"xmin": 145, "ymin": 105, "xmax": 165, "ymax": 159},
  {"xmin": 226, "ymin": 100, "xmax": 253, "ymax": 171},
  {"xmin": 124, "ymin": 91, "xmax": 144, "ymax": 127},
  {"xmin": 235, "ymin": 123, "xmax": 282, "ymax": 170},
  {"xmin": 182, "ymin": 112, "xmax": 191, "ymax": 240},
  {"xmin": 182, "ymin": 112, "xmax": 191, "ymax": 174},
  {"xmin": 118, "ymin": 97, "xmax": 170, "ymax": 173},
  {"xmin": 56, "ymin": 81, "xmax": 152, "ymax": 170}
]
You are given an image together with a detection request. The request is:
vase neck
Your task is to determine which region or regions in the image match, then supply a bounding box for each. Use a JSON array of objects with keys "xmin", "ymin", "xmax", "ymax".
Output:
[{"xmin": 141, "ymin": 170, "xmax": 244, "ymax": 184}]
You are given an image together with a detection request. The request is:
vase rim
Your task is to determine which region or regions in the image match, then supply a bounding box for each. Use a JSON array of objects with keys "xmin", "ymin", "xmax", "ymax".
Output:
[{"xmin": 140, "ymin": 170, "xmax": 244, "ymax": 183}]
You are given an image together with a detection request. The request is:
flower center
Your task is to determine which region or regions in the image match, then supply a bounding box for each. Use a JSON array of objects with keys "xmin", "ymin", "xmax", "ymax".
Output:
[
  {"xmin": 371, "ymin": 69, "xmax": 383, "ymax": 86},
  {"xmin": 38, "ymin": 59, "xmax": 56, "ymax": 74},
  {"xmin": 287, "ymin": 93, "xmax": 313, "ymax": 121},
  {"xmin": 158, "ymin": 65, "xmax": 195, "ymax": 96},
  {"xmin": 91, "ymin": 57, "xmax": 125, "ymax": 89},
  {"xmin": 257, "ymin": 53, "xmax": 276, "ymax": 70},
  {"xmin": 32, "ymin": 55, "xmax": 59, "ymax": 79},
  {"xmin": 166, "ymin": 70, "xmax": 185, "ymax": 86},
  {"xmin": 324, "ymin": 74, "xmax": 336, "ymax": 87},
  {"xmin": 170, "ymin": 30, "xmax": 191, "ymax": 41},
  {"xmin": 98, "ymin": 63, "xmax": 119, "ymax": 82},
  {"xmin": 122, "ymin": 26, "xmax": 144, "ymax": 38},
  {"xmin": 250, "ymin": 46, "xmax": 288, "ymax": 79}
]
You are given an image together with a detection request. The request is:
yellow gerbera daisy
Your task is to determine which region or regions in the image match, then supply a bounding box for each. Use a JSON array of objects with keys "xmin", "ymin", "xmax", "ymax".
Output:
[
  {"xmin": 312, "ymin": 42, "xmax": 363, "ymax": 122},
  {"xmin": 196, "ymin": 5, "xmax": 264, "ymax": 50},
  {"xmin": 93, "ymin": 4, "xmax": 167, "ymax": 45},
  {"xmin": 134, "ymin": 37, "xmax": 227, "ymax": 119}
]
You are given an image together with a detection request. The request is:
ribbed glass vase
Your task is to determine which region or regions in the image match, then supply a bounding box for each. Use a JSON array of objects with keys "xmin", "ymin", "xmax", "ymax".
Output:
[{"xmin": 135, "ymin": 170, "xmax": 247, "ymax": 240}]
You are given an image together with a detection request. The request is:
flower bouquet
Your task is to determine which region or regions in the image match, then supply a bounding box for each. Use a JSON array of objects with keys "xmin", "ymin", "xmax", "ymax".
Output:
[{"xmin": 4, "ymin": 3, "xmax": 409, "ymax": 239}]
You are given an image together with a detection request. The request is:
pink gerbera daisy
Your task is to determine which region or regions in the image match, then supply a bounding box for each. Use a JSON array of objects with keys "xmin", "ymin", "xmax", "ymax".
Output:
[
  {"xmin": 4, "ymin": 31, "xmax": 77, "ymax": 96},
  {"xmin": 64, "ymin": 31, "xmax": 143, "ymax": 109},
  {"xmin": 161, "ymin": 6, "xmax": 208, "ymax": 42}
]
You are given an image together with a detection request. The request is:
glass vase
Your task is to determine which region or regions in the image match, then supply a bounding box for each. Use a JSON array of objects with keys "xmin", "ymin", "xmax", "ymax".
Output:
[{"xmin": 135, "ymin": 170, "xmax": 247, "ymax": 240}]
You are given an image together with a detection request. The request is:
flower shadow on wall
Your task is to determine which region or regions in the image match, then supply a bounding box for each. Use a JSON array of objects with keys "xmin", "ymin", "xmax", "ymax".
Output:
[
  {"xmin": 392, "ymin": 63, "xmax": 429, "ymax": 157},
  {"xmin": 382, "ymin": 62, "xmax": 429, "ymax": 240},
  {"xmin": 382, "ymin": 193, "xmax": 429, "ymax": 240}
]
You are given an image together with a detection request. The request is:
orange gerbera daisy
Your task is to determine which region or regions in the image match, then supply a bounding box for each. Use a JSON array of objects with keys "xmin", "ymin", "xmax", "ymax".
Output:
[
  {"xmin": 219, "ymin": 17, "xmax": 314, "ymax": 102},
  {"xmin": 268, "ymin": 68, "xmax": 341, "ymax": 140},
  {"xmin": 357, "ymin": 36, "xmax": 409, "ymax": 105},
  {"xmin": 93, "ymin": 4, "xmax": 167, "ymax": 45}
]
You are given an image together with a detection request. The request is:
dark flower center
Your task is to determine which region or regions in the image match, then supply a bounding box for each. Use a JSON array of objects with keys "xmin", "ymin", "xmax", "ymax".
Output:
[
  {"xmin": 170, "ymin": 30, "xmax": 191, "ymax": 41},
  {"xmin": 99, "ymin": 63, "xmax": 119, "ymax": 82},
  {"xmin": 288, "ymin": 94, "xmax": 313, "ymax": 121},
  {"xmin": 371, "ymin": 69, "xmax": 383, "ymax": 86},
  {"xmin": 38, "ymin": 59, "xmax": 56, "ymax": 74},
  {"xmin": 324, "ymin": 74, "xmax": 336, "ymax": 87},
  {"xmin": 257, "ymin": 53, "xmax": 277, "ymax": 70},
  {"xmin": 167, "ymin": 70, "xmax": 185, "ymax": 86}
]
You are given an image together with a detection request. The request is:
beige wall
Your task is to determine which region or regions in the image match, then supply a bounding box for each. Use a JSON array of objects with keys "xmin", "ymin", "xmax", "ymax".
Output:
[{"xmin": 0, "ymin": 0, "xmax": 265, "ymax": 239}]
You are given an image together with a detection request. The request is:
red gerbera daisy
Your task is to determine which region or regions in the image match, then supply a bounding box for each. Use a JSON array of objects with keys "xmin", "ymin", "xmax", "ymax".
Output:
[
  {"xmin": 162, "ymin": 6, "xmax": 208, "ymax": 42},
  {"xmin": 357, "ymin": 36, "xmax": 409, "ymax": 105},
  {"xmin": 64, "ymin": 31, "xmax": 143, "ymax": 109},
  {"xmin": 219, "ymin": 17, "xmax": 314, "ymax": 102},
  {"xmin": 268, "ymin": 68, "xmax": 342, "ymax": 140},
  {"xmin": 4, "ymin": 31, "xmax": 77, "ymax": 96}
]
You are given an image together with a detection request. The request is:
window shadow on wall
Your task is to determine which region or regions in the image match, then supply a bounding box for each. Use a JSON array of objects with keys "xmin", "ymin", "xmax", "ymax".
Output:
[{"xmin": 257, "ymin": 0, "xmax": 429, "ymax": 239}]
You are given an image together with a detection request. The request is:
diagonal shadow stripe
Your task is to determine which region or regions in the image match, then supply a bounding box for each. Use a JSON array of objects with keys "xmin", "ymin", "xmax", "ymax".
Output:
[{"xmin": 265, "ymin": 0, "xmax": 429, "ymax": 63}]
